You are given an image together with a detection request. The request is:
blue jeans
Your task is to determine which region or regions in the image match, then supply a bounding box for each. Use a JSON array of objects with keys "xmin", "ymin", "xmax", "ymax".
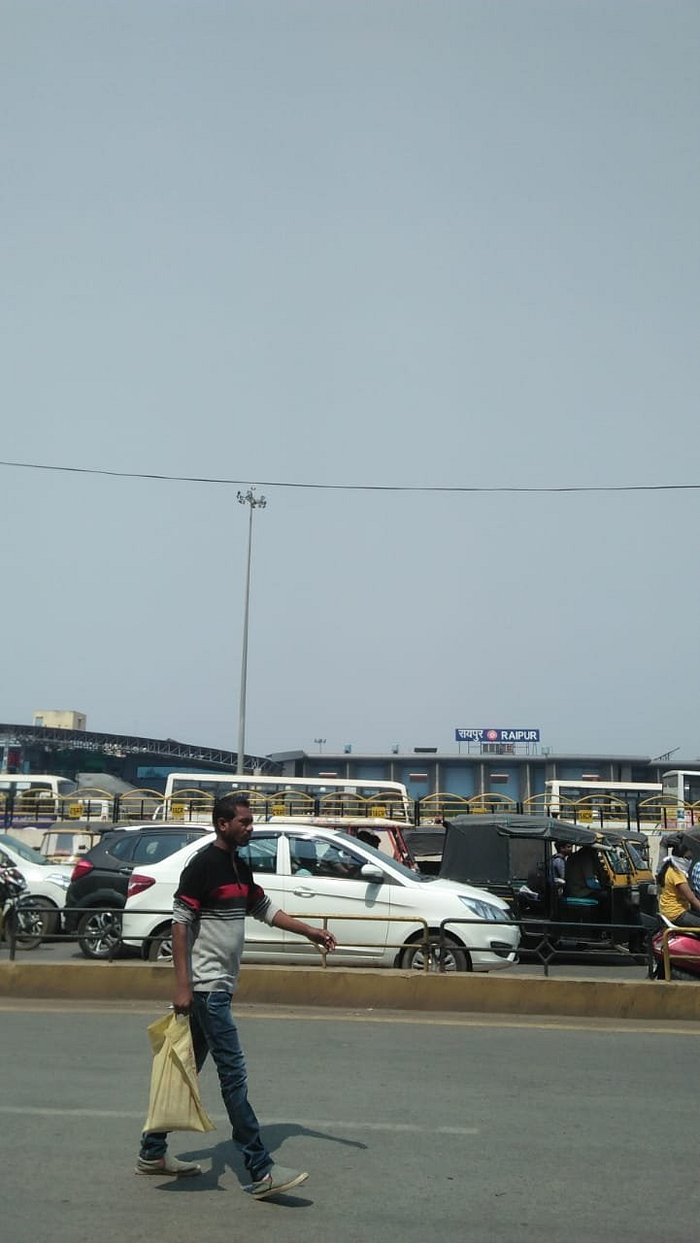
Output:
[
  {"xmin": 673, "ymin": 910, "xmax": 700, "ymax": 928},
  {"xmin": 140, "ymin": 991, "xmax": 272, "ymax": 1182}
]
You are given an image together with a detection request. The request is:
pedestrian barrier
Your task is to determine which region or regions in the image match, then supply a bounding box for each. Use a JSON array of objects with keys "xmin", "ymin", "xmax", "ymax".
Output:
[
  {"xmin": 4, "ymin": 905, "xmax": 667, "ymax": 979},
  {"xmin": 4, "ymin": 792, "xmax": 700, "ymax": 832}
]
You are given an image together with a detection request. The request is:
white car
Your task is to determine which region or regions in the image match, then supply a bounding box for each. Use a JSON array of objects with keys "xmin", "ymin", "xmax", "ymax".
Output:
[
  {"xmin": 0, "ymin": 833, "xmax": 73, "ymax": 934},
  {"xmin": 122, "ymin": 823, "xmax": 519, "ymax": 971}
]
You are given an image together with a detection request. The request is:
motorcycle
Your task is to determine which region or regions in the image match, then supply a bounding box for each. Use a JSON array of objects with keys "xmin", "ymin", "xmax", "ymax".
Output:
[
  {"xmin": 0, "ymin": 862, "xmax": 47, "ymax": 950},
  {"xmin": 642, "ymin": 912, "xmax": 700, "ymax": 981}
]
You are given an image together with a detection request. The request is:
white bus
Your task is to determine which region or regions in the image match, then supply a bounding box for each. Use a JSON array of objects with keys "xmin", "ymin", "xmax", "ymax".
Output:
[
  {"xmin": 543, "ymin": 779, "xmax": 664, "ymax": 829},
  {"xmin": 159, "ymin": 772, "xmax": 413, "ymax": 824},
  {"xmin": 0, "ymin": 773, "xmax": 77, "ymax": 819},
  {"xmin": 660, "ymin": 770, "xmax": 700, "ymax": 829}
]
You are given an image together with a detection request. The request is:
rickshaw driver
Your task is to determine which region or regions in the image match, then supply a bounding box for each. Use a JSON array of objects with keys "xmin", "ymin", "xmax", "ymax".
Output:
[{"xmin": 564, "ymin": 844, "xmax": 611, "ymax": 917}]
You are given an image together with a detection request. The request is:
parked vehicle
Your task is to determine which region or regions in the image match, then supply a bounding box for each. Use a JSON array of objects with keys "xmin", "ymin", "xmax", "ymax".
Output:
[
  {"xmin": 122, "ymin": 822, "xmax": 519, "ymax": 971},
  {"xmin": 0, "ymin": 833, "xmax": 72, "ymax": 935},
  {"xmin": 402, "ymin": 827, "xmax": 446, "ymax": 874},
  {"xmin": 157, "ymin": 772, "xmax": 413, "ymax": 823},
  {"xmin": 0, "ymin": 859, "xmax": 47, "ymax": 949},
  {"xmin": 64, "ymin": 824, "xmax": 211, "ymax": 958},
  {"xmin": 39, "ymin": 828, "xmax": 104, "ymax": 865},
  {"xmin": 645, "ymin": 914, "xmax": 700, "ymax": 980},
  {"xmin": 595, "ymin": 828, "xmax": 657, "ymax": 947},
  {"xmin": 0, "ymin": 773, "xmax": 77, "ymax": 823},
  {"xmin": 436, "ymin": 814, "xmax": 652, "ymax": 952},
  {"xmin": 300, "ymin": 817, "xmax": 418, "ymax": 870}
]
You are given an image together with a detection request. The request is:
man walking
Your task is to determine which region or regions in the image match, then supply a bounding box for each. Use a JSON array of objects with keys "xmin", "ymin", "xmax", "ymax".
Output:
[{"xmin": 136, "ymin": 793, "xmax": 337, "ymax": 1197}]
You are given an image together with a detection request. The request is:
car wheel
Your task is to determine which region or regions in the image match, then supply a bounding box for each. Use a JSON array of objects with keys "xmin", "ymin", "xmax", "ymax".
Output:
[
  {"xmin": 28, "ymin": 898, "xmax": 59, "ymax": 938},
  {"xmin": 147, "ymin": 923, "xmax": 173, "ymax": 962},
  {"xmin": 399, "ymin": 932, "xmax": 469, "ymax": 973},
  {"xmin": 7, "ymin": 899, "xmax": 48, "ymax": 950},
  {"xmin": 77, "ymin": 909, "xmax": 123, "ymax": 959}
]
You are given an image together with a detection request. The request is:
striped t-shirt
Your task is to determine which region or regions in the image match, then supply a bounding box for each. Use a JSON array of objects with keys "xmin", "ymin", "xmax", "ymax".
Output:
[{"xmin": 172, "ymin": 841, "xmax": 280, "ymax": 993}]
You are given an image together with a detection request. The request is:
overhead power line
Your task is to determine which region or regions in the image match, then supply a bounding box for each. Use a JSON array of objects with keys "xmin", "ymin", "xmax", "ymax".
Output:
[{"xmin": 0, "ymin": 458, "xmax": 698, "ymax": 494}]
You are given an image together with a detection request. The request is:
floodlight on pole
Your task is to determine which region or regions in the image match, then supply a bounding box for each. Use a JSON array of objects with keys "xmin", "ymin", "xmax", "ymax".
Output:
[{"xmin": 236, "ymin": 487, "xmax": 267, "ymax": 774}]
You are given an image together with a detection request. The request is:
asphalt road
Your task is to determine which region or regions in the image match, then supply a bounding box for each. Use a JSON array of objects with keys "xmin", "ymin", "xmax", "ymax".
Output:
[{"xmin": 1, "ymin": 999, "xmax": 697, "ymax": 1243}]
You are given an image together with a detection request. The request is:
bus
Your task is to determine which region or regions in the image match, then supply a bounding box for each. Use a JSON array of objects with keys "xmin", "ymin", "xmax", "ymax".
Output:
[
  {"xmin": 542, "ymin": 779, "xmax": 664, "ymax": 830},
  {"xmin": 0, "ymin": 774, "xmax": 77, "ymax": 821},
  {"xmin": 660, "ymin": 770, "xmax": 700, "ymax": 829},
  {"xmin": 159, "ymin": 772, "xmax": 413, "ymax": 824}
]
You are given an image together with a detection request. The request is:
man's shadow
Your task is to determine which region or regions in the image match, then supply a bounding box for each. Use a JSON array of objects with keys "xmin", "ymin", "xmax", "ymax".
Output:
[{"xmin": 159, "ymin": 1121, "xmax": 367, "ymax": 1204}]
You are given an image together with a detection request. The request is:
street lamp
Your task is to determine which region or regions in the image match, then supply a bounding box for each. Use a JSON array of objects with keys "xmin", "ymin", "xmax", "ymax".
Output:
[
  {"xmin": 236, "ymin": 487, "xmax": 267, "ymax": 774},
  {"xmin": 314, "ymin": 738, "xmax": 327, "ymax": 753}
]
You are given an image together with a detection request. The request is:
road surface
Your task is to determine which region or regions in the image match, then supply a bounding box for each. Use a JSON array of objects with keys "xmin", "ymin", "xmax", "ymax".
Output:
[{"xmin": 1, "ymin": 998, "xmax": 696, "ymax": 1243}]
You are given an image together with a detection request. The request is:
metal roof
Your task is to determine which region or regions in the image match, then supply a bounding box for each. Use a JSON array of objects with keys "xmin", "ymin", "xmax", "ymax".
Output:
[{"xmin": 0, "ymin": 722, "xmax": 279, "ymax": 774}]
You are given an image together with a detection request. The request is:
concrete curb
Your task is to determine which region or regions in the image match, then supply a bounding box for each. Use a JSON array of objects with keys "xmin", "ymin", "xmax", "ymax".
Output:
[{"xmin": 2, "ymin": 962, "xmax": 700, "ymax": 1020}]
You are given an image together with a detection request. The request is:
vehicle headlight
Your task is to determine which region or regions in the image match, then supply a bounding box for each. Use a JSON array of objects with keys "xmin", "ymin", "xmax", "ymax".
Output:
[
  {"xmin": 47, "ymin": 873, "xmax": 70, "ymax": 889},
  {"xmin": 458, "ymin": 896, "xmax": 508, "ymax": 922}
]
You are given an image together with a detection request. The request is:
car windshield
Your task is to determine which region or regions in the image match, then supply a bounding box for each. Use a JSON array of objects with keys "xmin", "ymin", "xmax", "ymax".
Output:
[
  {"xmin": 0, "ymin": 833, "xmax": 50, "ymax": 865},
  {"xmin": 331, "ymin": 830, "xmax": 433, "ymax": 882}
]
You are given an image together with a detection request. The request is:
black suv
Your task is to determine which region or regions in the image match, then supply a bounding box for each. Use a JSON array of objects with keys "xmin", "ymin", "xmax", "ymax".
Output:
[{"xmin": 65, "ymin": 824, "xmax": 210, "ymax": 958}]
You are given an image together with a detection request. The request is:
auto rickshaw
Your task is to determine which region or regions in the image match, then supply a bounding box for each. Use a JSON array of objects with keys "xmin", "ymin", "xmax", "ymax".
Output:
[
  {"xmin": 40, "ymin": 828, "xmax": 104, "ymax": 865},
  {"xmin": 401, "ymin": 827, "xmax": 446, "ymax": 874},
  {"xmin": 596, "ymin": 829, "xmax": 657, "ymax": 910},
  {"xmin": 308, "ymin": 817, "xmax": 419, "ymax": 870},
  {"xmin": 438, "ymin": 814, "xmax": 646, "ymax": 952}
]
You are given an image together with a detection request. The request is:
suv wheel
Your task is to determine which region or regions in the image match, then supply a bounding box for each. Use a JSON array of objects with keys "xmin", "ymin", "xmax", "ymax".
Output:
[{"xmin": 77, "ymin": 909, "xmax": 123, "ymax": 959}]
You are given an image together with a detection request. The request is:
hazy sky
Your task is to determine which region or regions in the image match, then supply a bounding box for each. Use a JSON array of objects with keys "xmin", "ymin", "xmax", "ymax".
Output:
[{"xmin": 2, "ymin": 2, "xmax": 699, "ymax": 761}]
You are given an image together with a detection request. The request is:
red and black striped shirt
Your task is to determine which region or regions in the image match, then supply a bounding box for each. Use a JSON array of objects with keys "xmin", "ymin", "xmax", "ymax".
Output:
[{"xmin": 172, "ymin": 842, "xmax": 279, "ymax": 993}]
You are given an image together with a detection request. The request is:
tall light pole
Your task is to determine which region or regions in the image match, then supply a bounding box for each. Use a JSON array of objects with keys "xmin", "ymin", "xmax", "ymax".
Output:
[{"xmin": 236, "ymin": 487, "xmax": 267, "ymax": 774}]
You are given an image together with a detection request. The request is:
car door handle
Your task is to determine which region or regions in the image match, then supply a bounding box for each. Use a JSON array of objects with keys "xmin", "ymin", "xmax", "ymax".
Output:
[{"xmin": 292, "ymin": 888, "xmax": 315, "ymax": 897}]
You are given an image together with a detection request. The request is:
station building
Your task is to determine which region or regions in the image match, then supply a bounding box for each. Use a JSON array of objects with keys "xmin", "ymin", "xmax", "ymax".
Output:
[
  {"xmin": 0, "ymin": 719, "xmax": 691, "ymax": 801},
  {"xmin": 270, "ymin": 745, "xmax": 682, "ymax": 803}
]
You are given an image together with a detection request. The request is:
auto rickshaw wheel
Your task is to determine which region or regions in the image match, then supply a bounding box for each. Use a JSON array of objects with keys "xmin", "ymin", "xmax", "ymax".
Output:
[{"xmin": 399, "ymin": 932, "xmax": 470, "ymax": 973}]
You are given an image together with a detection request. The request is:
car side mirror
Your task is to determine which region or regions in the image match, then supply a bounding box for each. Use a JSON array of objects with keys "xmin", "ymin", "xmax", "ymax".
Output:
[{"xmin": 361, "ymin": 863, "xmax": 384, "ymax": 883}]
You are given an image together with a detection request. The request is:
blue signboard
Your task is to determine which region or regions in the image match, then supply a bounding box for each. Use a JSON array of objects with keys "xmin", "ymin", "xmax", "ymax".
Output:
[{"xmin": 455, "ymin": 728, "xmax": 540, "ymax": 743}]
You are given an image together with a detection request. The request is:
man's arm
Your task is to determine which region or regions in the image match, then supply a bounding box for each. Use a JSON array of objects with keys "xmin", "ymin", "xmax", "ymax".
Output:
[
  {"xmin": 271, "ymin": 909, "xmax": 337, "ymax": 952},
  {"xmin": 676, "ymin": 878, "xmax": 700, "ymax": 914},
  {"xmin": 171, "ymin": 849, "xmax": 207, "ymax": 1013},
  {"xmin": 172, "ymin": 921, "xmax": 193, "ymax": 1013}
]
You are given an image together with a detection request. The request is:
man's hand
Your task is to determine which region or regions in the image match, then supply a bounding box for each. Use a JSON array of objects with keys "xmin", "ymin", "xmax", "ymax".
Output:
[
  {"xmin": 172, "ymin": 985, "xmax": 193, "ymax": 1016},
  {"xmin": 271, "ymin": 909, "xmax": 338, "ymax": 951},
  {"xmin": 307, "ymin": 927, "xmax": 337, "ymax": 953}
]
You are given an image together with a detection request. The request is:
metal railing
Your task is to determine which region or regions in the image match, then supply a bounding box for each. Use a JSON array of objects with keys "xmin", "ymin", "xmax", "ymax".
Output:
[
  {"xmin": 5, "ymin": 791, "xmax": 700, "ymax": 831},
  {"xmin": 126, "ymin": 912, "xmax": 439, "ymax": 971},
  {"xmin": 3, "ymin": 905, "xmax": 676, "ymax": 979}
]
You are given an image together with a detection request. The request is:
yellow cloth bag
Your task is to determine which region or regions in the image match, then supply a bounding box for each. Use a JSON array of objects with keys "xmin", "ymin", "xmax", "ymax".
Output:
[{"xmin": 143, "ymin": 1012, "xmax": 216, "ymax": 1134}]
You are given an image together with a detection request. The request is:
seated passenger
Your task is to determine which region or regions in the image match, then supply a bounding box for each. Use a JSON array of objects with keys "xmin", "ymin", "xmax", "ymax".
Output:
[
  {"xmin": 683, "ymin": 832, "xmax": 700, "ymax": 901},
  {"xmin": 551, "ymin": 841, "xmax": 573, "ymax": 889},
  {"xmin": 564, "ymin": 845, "xmax": 609, "ymax": 903},
  {"xmin": 657, "ymin": 836, "xmax": 700, "ymax": 928},
  {"xmin": 356, "ymin": 830, "xmax": 381, "ymax": 850},
  {"xmin": 291, "ymin": 843, "xmax": 317, "ymax": 877}
]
